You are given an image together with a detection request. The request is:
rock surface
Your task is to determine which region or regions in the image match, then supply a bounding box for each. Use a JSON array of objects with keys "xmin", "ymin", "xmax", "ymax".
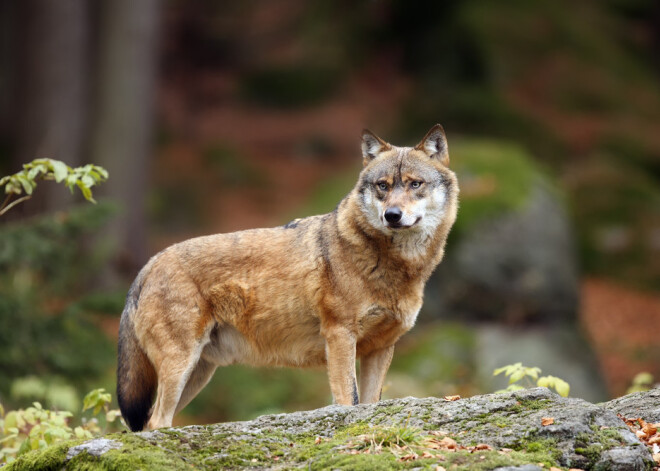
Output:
[
  {"xmin": 429, "ymin": 181, "xmax": 579, "ymax": 324},
  {"xmin": 603, "ymin": 389, "xmax": 660, "ymax": 423},
  {"xmin": 7, "ymin": 388, "xmax": 659, "ymax": 470}
]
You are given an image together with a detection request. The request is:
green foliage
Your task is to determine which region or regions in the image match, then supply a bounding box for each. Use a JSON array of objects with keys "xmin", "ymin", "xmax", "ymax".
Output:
[
  {"xmin": 494, "ymin": 363, "xmax": 570, "ymax": 397},
  {"xmin": 0, "ymin": 159, "xmax": 108, "ymax": 215},
  {"xmin": 82, "ymin": 389, "xmax": 112, "ymax": 416},
  {"xmin": 10, "ymin": 377, "xmax": 79, "ymax": 413},
  {"xmin": 0, "ymin": 389, "xmax": 121, "ymax": 465},
  {"xmin": 0, "ymin": 203, "xmax": 117, "ymax": 397},
  {"xmin": 626, "ymin": 372, "xmax": 654, "ymax": 394}
]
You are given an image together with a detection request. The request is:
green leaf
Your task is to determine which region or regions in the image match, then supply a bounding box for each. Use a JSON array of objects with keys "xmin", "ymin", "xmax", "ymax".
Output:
[
  {"xmin": 81, "ymin": 175, "xmax": 95, "ymax": 188},
  {"xmin": 509, "ymin": 369, "xmax": 526, "ymax": 384},
  {"xmin": 82, "ymin": 390, "xmax": 101, "ymax": 412},
  {"xmin": 554, "ymin": 379, "xmax": 570, "ymax": 397},
  {"xmin": 27, "ymin": 167, "xmax": 41, "ymax": 181},
  {"xmin": 96, "ymin": 167, "xmax": 109, "ymax": 179},
  {"xmin": 524, "ymin": 367, "xmax": 541, "ymax": 380},
  {"xmin": 76, "ymin": 180, "xmax": 95, "ymax": 203},
  {"xmin": 493, "ymin": 366, "xmax": 508, "ymax": 376},
  {"xmin": 537, "ymin": 377, "xmax": 550, "ymax": 388},
  {"xmin": 17, "ymin": 175, "xmax": 33, "ymax": 195},
  {"xmin": 17, "ymin": 438, "xmax": 30, "ymax": 456},
  {"xmin": 4, "ymin": 412, "xmax": 18, "ymax": 431},
  {"xmin": 51, "ymin": 160, "xmax": 69, "ymax": 183}
]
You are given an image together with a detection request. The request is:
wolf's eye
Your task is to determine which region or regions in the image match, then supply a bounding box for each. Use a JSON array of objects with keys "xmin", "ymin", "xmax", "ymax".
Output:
[
  {"xmin": 410, "ymin": 181, "xmax": 423, "ymax": 189},
  {"xmin": 377, "ymin": 182, "xmax": 388, "ymax": 191}
]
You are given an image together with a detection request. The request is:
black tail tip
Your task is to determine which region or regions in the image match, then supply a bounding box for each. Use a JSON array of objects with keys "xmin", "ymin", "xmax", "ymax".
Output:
[{"xmin": 117, "ymin": 386, "xmax": 152, "ymax": 432}]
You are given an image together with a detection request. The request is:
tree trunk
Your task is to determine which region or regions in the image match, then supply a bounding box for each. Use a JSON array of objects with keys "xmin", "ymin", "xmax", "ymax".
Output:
[
  {"xmin": 12, "ymin": 0, "xmax": 90, "ymax": 213},
  {"xmin": 90, "ymin": 0, "xmax": 160, "ymax": 282}
]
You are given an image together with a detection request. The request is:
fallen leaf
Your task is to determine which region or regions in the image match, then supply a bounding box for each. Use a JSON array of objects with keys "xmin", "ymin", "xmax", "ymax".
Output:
[
  {"xmin": 550, "ymin": 467, "xmax": 562, "ymax": 471},
  {"xmin": 438, "ymin": 437, "xmax": 458, "ymax": 449},
  {"xmin": 649, "ymin": 434, "xmax": 660, "ymax": 445},
  {"xmin": 642, "ymin": 421, "xmax": 658, "ymax": 436},
  {"xmin": 436, "ymin": 466, "xmax": 446, "ymax": 471},
  {"xmin": 421, "ymin": 451, "xmax": 434, "ymax": 459},
  {"xmin": 444, "ymin": 395, "xmax": 461, "ymax": 402},
  {"xmin": 474, "ymin": 444, "xmax": 492, "ymax": 451},
  {"xmin": 541, "ymin": 417, "xmax": 555, "ymax": 426},
  {"xmin": 399, "ymin": 453, "xmax": 418, "ymax": 462},
  {"xmin": 314, "ymin": 436, "xmax": 322, "ymax": 445}
]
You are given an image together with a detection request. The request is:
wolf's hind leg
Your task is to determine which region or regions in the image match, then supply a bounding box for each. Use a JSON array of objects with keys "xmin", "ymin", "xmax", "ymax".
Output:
[
  {"xmin": 175, "ymin": 358, "xmax": 216, "ymax": 415},
  {"xmin": 147, "ymin": 337, "xmax": 211, "ymax": 429}
]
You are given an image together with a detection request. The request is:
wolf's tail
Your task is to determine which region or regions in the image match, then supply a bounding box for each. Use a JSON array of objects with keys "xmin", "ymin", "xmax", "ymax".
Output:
[{"xmin": 116, "ymin": 268, "xmax": 157, "ymax": 432}]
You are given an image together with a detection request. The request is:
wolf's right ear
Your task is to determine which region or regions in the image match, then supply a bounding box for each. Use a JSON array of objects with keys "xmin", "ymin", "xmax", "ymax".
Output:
[{"xmin": 361, "ymin": 130, "xmax": 390, "ymax": 165}]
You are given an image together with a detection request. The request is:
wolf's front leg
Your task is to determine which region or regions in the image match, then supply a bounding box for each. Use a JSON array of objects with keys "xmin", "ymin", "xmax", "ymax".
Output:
[
  {"xmin": 359, "ymin": 345, "xmax": 394, "ymax": 403},
  {"xmin": 324, "ymin": 327, "xmax": 358, "ymax": 405}
]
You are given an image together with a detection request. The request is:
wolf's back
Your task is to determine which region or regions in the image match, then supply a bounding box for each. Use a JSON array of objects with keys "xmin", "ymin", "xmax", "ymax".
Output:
[{"xmin": 116, "ymin": 262, "xmax": 157, "ymax": 431}]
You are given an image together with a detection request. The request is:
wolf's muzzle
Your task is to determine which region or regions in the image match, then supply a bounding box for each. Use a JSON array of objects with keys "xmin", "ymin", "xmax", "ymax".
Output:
[{"xmin": 384, "ymin": 207, "xmax": 403, "ymax": 224}]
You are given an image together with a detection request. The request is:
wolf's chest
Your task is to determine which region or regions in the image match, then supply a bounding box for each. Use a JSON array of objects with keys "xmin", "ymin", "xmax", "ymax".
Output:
[{"xmin": 355, "ymin": 304, "xmax": 420, "ymax": 355}]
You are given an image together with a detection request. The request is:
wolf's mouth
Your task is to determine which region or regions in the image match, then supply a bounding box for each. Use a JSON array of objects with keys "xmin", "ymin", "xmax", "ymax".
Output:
[{"xmin": 386, "ymin": 216, "xmax": 422, "ymax": 230}]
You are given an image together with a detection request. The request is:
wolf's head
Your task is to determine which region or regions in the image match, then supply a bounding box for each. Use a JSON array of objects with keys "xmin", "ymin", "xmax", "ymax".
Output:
[{"xmin": 356, "ymin": 124, "xmax": 458, "ymax": 237}]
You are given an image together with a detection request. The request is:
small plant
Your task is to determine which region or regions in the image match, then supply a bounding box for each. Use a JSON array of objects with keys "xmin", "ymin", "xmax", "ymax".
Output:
[
  {"xmin": 0, "ymin": 388, "xmax": 121, "ymax": 465},
  {"xmin": 627, "ymin": 372, "xmax": 655, "ymax": 394},
  {"xmin": 494, "ymin": 363, "xmax": 570, "ymax": 397},
  {"xmin": 0, "ymin": 158, "xmax": 108, "ymax": 216}
]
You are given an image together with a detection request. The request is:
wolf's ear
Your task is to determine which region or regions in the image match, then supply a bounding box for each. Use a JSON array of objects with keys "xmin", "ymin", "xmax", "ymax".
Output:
[
  {"xmin": 361, "ymin": 129, "xmax": 390, "ymax": 165},
  {"xmin": 415, "ymin": 124, "xmax": 449, "ymax": 166}
]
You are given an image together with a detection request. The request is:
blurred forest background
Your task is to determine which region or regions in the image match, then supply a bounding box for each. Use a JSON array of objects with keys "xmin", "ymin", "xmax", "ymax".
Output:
[{"xmin": 1, "ymin": 0, "xmax": 659, "ymax": 427}]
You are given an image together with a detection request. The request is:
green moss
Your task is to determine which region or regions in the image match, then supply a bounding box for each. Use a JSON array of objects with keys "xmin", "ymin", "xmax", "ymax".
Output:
[
  {"xmin": 308, "ymin": 452, "xmax": 404, "ymax": 470},
  {"xmin": 440, "ymin": 448, "xmax": 560, "ymax": 471},
  {"xmin": 5, "ymin": 442, "xmax": 71, "ymax": 471},
  {"xmin": 512, "ymin": 438, "xmax": 562, "ymax": 464},
  {"xmin": 574, "ymin": 428, "xmax": 626, "ymax": 467}
]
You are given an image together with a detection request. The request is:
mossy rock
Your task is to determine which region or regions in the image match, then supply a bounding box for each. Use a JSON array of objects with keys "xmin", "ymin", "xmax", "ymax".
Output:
[{"xmin": 9, "ymin": 388, "xmax": 656, "ymax": 470}]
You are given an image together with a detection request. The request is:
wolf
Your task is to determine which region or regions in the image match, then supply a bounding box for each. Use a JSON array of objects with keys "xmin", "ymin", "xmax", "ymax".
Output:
[{"xmin": 116, "ymin": 124, "xmax": 459, "ymax": 431}]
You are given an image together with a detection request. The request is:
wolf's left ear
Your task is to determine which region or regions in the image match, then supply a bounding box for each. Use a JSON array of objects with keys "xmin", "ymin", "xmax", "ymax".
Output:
[
  {"xmin": 361, "ymin": 129, "xmax": 390, "ymax": 165},
  {"xmin": 415, "ymin": 124, "xmax": 449, "ymax": 166}
]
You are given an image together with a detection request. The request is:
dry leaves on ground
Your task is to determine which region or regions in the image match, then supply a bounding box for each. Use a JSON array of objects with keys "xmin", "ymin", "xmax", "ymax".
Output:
[{"xmin": 619, "ymin": 414, "xmax": 660, "ymax": 466}]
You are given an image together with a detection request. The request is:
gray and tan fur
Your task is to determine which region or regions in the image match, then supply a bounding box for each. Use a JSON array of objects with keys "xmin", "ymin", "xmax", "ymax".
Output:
[{"xmin": 116, "ymin": 124, "xmax": 459, "ymax": 431}]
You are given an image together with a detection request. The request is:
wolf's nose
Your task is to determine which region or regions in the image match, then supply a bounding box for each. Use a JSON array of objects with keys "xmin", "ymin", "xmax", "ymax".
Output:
[{"xmin": 384, "ymin": 207, "xmax": 402, "ymax": 224}]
